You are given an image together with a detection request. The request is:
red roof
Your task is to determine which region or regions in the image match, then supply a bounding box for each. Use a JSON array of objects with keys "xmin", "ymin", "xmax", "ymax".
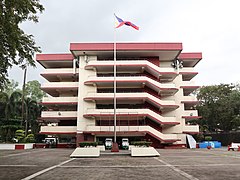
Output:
[
  {"xmin": 36, "ymin": 54, "xmax": 74, "ymax": 61},
  {"xmin": 70, "ymin": 42, "xmax": 182, "ymax": 51}
]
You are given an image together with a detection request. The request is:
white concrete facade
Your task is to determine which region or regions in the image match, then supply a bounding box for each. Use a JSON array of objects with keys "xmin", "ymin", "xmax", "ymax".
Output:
[{"xmin": 37, "ymin": 43, "xmax": 202, "ymax": 148}]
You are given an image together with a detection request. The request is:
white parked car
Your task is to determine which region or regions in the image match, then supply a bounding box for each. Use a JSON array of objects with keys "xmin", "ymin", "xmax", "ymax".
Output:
[
  {"xmin": 122, "ymin": 138, "xmax": 129, "ymax": 150},
  {"xmin": 105, "ymin": 138, "xmax": 113, "ymax": 149}
]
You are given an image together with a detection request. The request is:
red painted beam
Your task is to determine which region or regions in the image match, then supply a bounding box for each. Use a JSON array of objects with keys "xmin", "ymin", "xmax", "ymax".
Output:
[{"xmin": 70, "ymin": 42, "xmax": 182, "ymax": 51}]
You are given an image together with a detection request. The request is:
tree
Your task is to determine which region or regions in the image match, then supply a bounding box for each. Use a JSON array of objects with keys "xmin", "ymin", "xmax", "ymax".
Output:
[
  {"xmin": 25, "ymin": 80, "xmax": 46, "ymax": 102},
  {"xmin": 0, "ymin": 79, "xmax": 47, "ymax": 141},
  {"xmin": 0, "ymin": 91, "xmax": 8, "ymax": 118},
  {"xmin": 0, "ymin": 90, "xmax": 22, "ymax": 142},
  {"xmin": 0, "ymin": 0, "xmax": 44, "ymax": 90},
  {"xmin": 1, "ymin": 91, "xmax": 22, "ymax": 120},
  {"xmin": 3, "ymin": 79, "xmax": 21, "ymax": 96},
  {"xmin": 23, "ymin": 97, "xmax": 39, "ymax": 135},
  {"xmin": 197, "ymin": 84, "xmax": 240, "ymax": 132}
]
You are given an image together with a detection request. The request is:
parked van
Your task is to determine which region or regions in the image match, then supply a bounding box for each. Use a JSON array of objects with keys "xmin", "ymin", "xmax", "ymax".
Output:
[
  {"xmin": 44, "ymin": 137, "xmax": 58, "ymax": 148},
  {"xmin": 105, "ymin": 138, "xmax": 113, "ymax": 149},
  {"xmin": 122, "ymin": 138, "xmax": 129, "ymax": 150}
]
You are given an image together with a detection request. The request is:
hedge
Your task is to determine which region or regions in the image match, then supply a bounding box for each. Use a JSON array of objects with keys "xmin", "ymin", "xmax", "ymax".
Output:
[
  {"xmin": 130, "ymin": 141, "xmax": 152, "ymax": 147},
  {"xmin": 79, "ymin": 142, "xmax": 98, "ymax": 147}
]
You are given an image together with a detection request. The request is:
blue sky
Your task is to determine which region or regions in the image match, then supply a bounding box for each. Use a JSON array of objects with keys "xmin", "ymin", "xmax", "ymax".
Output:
[{"xmin": 9, "ymin": 0, "xmax": 240, "ymax": 87}]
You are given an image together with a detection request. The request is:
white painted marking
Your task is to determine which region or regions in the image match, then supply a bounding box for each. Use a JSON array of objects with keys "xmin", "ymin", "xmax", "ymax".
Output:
[
  {"xmin": 1, "ymin": 149, "xmax": 52, "ymax": 158},
  {"xmin": 0, "ymin": 165, "xmax": 37, "ymax": 167},
  {"xmin": 160, "ymin": 155, "xmax": 218, "ymax": 158},
  {"xmin": 154, "ymin": 157, "xmax": 199, "ymax": 180},
  {"xmin": 59, "ymin": 165, "xmax": 167, "ymax": 168},
  {"xmin": 21, "ymin": 158, "xmax": 75, "ymax": 180},
  {"xmin": 59, "ymin": 163, "xmax": 240, "ymax": 168}
]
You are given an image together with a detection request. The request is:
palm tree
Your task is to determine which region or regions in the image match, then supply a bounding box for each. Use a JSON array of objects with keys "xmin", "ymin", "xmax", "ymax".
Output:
[
  {"xmin": 0, "ymin": 88, "xmax": 46, "ymax": 142},
  {"xmin": 0, "ymin": 92, "xmax": 8, "ymax": 118},
  {"xmin": 8, "ymin": 91, "xmax": 22, "ymax": 119},
  {"xmin": 24, "ymin": 97, "xmax": 38, "ymax": 135},
  {"xmin": 0, "ymin": 91, "xmax": 22, "ymax": 142}
]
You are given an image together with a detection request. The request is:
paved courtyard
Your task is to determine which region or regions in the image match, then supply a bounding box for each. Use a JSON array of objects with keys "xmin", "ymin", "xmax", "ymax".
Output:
[{"xmin": 1, "ymin": 148, "xmax": 240, "ymax": 180}]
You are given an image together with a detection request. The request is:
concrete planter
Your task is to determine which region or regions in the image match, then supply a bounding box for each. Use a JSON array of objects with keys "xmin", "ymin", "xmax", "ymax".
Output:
[
  {"xmin": 97, "ymin": 145, "xmax": 105, "ymax": 151},
  {"xmin": 70, "ymin": 147, "xmax": 100, "ymax": 158},
  {"xmin": 131, "ymin": 147, "xmax": 160, "ymax": 157}
]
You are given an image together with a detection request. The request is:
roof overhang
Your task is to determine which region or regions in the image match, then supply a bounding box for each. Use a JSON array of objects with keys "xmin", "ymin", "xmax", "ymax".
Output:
[
  {"xmin": 70, "ymin": 42, "xmax": 182, "ymax": 60},
  {"xmin": 36, "ymin": 54, "xmax": 74, "ymax": 68},
  {"xmin": 178, "ymin": 53, "xmax": 202, "ymax": 67}
]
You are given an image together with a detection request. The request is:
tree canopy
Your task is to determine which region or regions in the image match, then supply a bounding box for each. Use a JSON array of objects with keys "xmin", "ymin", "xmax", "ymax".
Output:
[
  {"xmin": 0, "ymin": 79, "xmax": 46, "ymax": 142},
  {"xmin": 0, "ymin": 0, "xmax": 44, "ymax": 90},
  {"xmin": 25, "ymin": 80, "xmax": 46, "ymax": 102},
  {"xmin": 196, "ymin": 84, "xmax": 240, "ymax": 133}
]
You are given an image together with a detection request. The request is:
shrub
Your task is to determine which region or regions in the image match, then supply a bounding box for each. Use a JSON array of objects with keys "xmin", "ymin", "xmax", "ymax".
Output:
[
  {"xmin": 97, "ymin": 141, "xmax": 103, "ymax": 145},
  {"xmin": 24, "ymin": 134, "xmax": 35, "ymax": 143},
  {"xmin": 79, "ymin": 142, "xmax": 98, "ymax": 147},
  {"xmin": 131, "ymin": 141, "xmax": 152, "ymax": 147},
  {"xmin": 15, "ymin": 129, "xmax": 25, "ymax": 143},
  {"xmin": 205, "ymin": 136, "xmax": 212, "ymax": 141}
]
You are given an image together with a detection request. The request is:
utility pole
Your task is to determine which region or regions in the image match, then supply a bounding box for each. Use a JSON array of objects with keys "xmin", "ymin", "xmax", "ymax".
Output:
[{"xmin": 21, "ymin": 65, "xmax": 27, "ymax": 136}]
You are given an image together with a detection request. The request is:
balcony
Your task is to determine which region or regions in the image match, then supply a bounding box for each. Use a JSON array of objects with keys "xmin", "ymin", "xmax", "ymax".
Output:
[
  {"xmin": 182, "ymin": 110, "xmax": 201, "ymax": 120},
  {"xmin": 85, "ymin": 60, "xmax": 178, "ymax": 82},
  {"xmin": 42, "ymin": 97, "xmax": 78, "ymax": 105},
  {"xmin": 182, "ymin": 96, "xmax": 197, "ymax": 102},
  {"xmin": 84, "ymin": 92, "xmax": 178, "ymax": 110},
  {"xmin": 41, "ymin": 68, "xmax": 79, "ymax": 82},
  {"xmin": 85, "ymin": 76, "xmax": 178, "ymax": 96},
  {"xmin": 182, "ymin": 125, "xmax": 199, "ymax": 134},
  {"xmin": 41, "ymin": 111, "xmax": 77, "ymax": 120},
  {"xmin": 84, "ymin": 125, "xmax": 179, "ymax": 142},
  {"xmin": 84, "ymin": 108, "xmax": 178, "ymax": 125},
  {"xmin": 40, "ymin": 126, "xmax": 77, "ymax": 134},
  {"xmin": 181, "ymin": 96, "xmax": 198, "ymax": 105},
  {"xmin": 180, "ymin": 81, "xmax": 200, "ymax": 95},
  {"xmin": 41, "ymin": 82, "xmax": 78, "ymax": 96},
  {"xmin": 179, "ymin": 68, "xmax": 198, "ymax": 81}
]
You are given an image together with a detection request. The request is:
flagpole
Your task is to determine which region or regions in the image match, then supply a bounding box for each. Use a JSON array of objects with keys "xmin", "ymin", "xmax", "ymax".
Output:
[
  {"xmin": 113, "ymin": 25, "xmax": 117, "ymax": 144},
  {"xmin": 111, "ymin": 14, "xmax": 119, "ymax": 152},
  {"xmin": 112, "ymin": 14, "xmax": 138, "ymax": 152}
]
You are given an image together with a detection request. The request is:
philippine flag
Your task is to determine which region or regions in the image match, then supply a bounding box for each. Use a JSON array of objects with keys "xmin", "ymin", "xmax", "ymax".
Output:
[{"xmin": 114, "ymin": 14, "xmax": 139, "ymax": 30}]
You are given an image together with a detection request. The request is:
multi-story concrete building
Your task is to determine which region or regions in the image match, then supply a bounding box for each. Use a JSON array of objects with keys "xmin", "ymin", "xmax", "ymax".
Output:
[{"xmin": 37, "ymin": 42, "xmax": 202, "ymax": 148}]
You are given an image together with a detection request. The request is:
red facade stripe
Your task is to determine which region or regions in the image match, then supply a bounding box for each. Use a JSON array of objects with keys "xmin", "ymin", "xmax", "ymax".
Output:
[
  {"xmin": 36, "ymin": 54, "xmax": 74, "ymax": 61},
  {"xmin": 178, "ymin": 53, "xmax": 202, "ymax": 60},
  {"xmin": 70, "ymin": 42, "xmax": 182, "ymax": 51}
]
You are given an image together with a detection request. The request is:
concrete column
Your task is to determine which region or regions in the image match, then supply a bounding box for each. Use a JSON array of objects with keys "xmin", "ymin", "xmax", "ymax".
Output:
[{"xmin": 77, "ymin": 56, "xmax": 96, "ymax": 133}]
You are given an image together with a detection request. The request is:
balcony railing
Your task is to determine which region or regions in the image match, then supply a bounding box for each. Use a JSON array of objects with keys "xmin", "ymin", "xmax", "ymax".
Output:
[
  {"xmin": 40, "ymin": 126, "xmax": 77, "ymax": 134},
  {"xmin": 85, "ymin": 125, "xmax": 178, "ymax": 141},
  {"xmin": 42, "ymin": 97, "xmax": 78, "ymax": 104},
  {"xmin": 84, "ymin": 108, "xmax": 178, "ymax": 125},
  {"xmin": 181, "ymin": 96, "xmax": 198, "ymax": 102},
  {"xmin": 41, "ymin": 68, "xmax": 79, "ymax": 74},
  {"xmin": 183, "ymin": 125, "xmax": 199, "ymax": 133},
  {"xmin": 41, "ymin": 82, "xmax": 78, "ymax": 88},
  {"xmin": 85, "ymin": 60, "xmax": 177, "ymax": 80},
  {"xmin": 41, "ymin": 111, "xmax": 77, "ymax": 119},
  {"xmin": 84, "ymin": 92, "xmax": 177, "ymax": 108},
  {"xmin": 182, "ymin": 110, "xmax": 198, "ymax": 117}
]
